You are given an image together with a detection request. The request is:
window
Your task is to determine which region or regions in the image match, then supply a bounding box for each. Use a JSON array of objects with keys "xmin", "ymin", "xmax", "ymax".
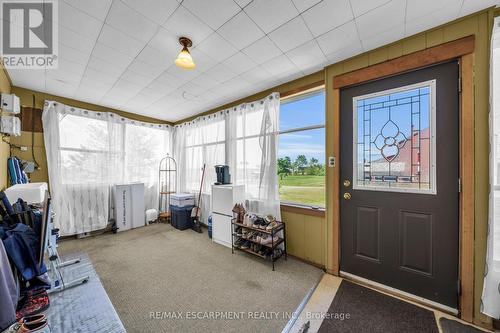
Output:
[
  {"xmin": 278, "ymin": 88, "xmax": 325, "ymax": 207},
  {"xmin": 353, "ymin": 80, "xmax": 436, "ymax": 194}
]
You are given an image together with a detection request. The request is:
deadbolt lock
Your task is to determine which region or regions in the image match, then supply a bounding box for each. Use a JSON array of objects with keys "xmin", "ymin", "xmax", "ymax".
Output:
[
  {"xmin": 343, "ymin": 180, "xmax": 351, "ymax": 187},
  {"xmin": 343, "ymin": 192, "xmax": 351, "ymax": 200}
]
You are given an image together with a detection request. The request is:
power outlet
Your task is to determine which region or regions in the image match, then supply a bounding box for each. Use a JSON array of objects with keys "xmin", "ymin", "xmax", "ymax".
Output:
[{"xmin": 328, "ymin": 156, "xmax": 335, "ymax": 167}]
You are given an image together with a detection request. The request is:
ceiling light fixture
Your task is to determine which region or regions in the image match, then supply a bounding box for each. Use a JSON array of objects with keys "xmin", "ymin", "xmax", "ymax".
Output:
[{"xmin": 175, "ymin": 37, "xmax": 196, "ymax": 70}]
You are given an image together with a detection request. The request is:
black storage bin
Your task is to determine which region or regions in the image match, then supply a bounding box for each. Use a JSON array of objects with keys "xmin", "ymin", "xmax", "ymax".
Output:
[{"xmin": 170, "ymin": 205, "xmax": 195, "ymax": 230}]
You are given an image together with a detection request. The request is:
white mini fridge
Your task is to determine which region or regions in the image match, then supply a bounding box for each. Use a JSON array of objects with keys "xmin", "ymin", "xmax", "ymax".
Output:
[
  {"xmin": 113, "ymin": 183, "xmax": 145, "ymax": 232},
  {"xmin": 211, "ymin": 185, "xmax": 245, "ymax": 248}
]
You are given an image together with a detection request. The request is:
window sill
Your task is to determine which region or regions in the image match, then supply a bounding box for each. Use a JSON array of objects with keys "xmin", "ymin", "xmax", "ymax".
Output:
[{"xmin": 280, "ymin": 202, "xmax": 325, "ymax": 217}]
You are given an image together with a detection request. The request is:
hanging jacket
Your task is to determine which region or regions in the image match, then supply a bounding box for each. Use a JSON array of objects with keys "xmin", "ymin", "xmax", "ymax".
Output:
[
  {"xmin": 0, "ymin": 241, "xmax": 17, "ymax": 330},
  {"xmin": 1, "ymin": 223, "xmax": 46, "ymax": 281}
]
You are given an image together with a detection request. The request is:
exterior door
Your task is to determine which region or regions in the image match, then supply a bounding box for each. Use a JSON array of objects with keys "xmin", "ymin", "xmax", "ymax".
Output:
[{"xmin": 339, "ymin": 61, "xmax": 459, "ymax": 308}]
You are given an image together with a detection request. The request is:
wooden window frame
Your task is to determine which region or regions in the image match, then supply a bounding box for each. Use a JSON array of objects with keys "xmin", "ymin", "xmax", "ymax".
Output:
[{"xmin": 330, "ymin": 35, "xmax": 475, "ymax": 321}]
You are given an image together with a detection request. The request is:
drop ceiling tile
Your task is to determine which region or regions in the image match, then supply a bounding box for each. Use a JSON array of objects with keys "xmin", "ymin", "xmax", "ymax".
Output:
[
  {"xmin": 182, "ymin": 0, "xmax": 241, "ymax": 30},
  {"xmin": 361, "ymin": 24, "xmax": 404, "ymax": 51},
  {"xmin": 45, "ymin": 79, "xmax": 78, "ymax": 96},
  {"xmin": 75, "ymin": 86, "xmax": 108, "ymax": 101},
  {"xmin": 8, "ymin": 70, "xmax": 46, "ymax": 91},
  {"xmin": 460, "ymin": 0, "xmax": 499, "ymax": 16},
  {"xmin": 121, "ymin": 70, "xmax": 155, "ymax": 86},
  {"xmin": 166, "ymin": 64, "xmax": 201, "ymax": 82},
  {"xmin": 292, "ymin": 0, "xmax": 322, "ymax": 13},
  {"xmin": 301, "ymin": 0, "xmax": 353, "ymax": 37},
  {"xmin": 113, "ymin": 79, "xmax": 144, "ymax": 95},
  {"xmin": 98, "ymin": 24, "xmax": 145, "ymax": 57},
  {"xmin": 222, "ymin": 52, "xmax": 257, "ymax": 75},
  {"xmin": 286, "ymin": 40, "xmax": 327, "ymax": 72},
  {"xmin": 147, "ymin": 77, "xmax": 179, "ymax": 94},
  {"xmin": 82, "ymin": 68, "xmax": 120, "ymax": 85},
  {"xmin": 155, "ymin": 70, "xmax": 184, "ymax": 86},
  {"xmin": 56, "ymin": 59, "xmax": 87, "ymax": 76},
  {"xmin": 191, "ymin": 73, "xmax": 218, "ymax": 89},
  {"xmin": 355, "ymin": 0, "xmax": 406, "ymax": 40},
  {"xmin": 106, "ymin": 1, "xmax": 159, "ymax": 42},
  {"xmin": 188, "ymin": 49, "xmax": 217, "ymax": 73},
  {"xmin": 179, "ymin": 81, "xmax": 206, "ymax": 96},
  {"xmin": 45, "ymin": 69, "xmax": 82, "ymax": 86},
  {"xmin": 59, "ymin": 44, "xmax": 92, "ymax": 65},
  {"xmin": 136, "ymin": 46, "xmax": 171, "ymax": 69},
  {"xmin": 57, "ymin": 1, "xmax": 103, "ymax": 40},
  {"xmin": 138, "ymin": 87, "xmax": 168, "ymax": 100},
  {"xmin": 268, "ymin": 16, "xmax": 313, "ymax": 52},
  {"xmin": 406, "ymin": 0, "xmax": 460, "ymax": 21},
  {"xmin": 405, "ymin": 6, "xmax": 457, "ymax": 37},
  {"xmin": 127, "ymin": 59, "xmax": 168, "ymax": 79},
  {"xmin": 148, "ymin": 27, "xmax": 180, "ymax": 59},
  {"xmin": 349, "ymin": 0, "xmax": 392, "ymax": 17},
  {"xmin": 241, "ymin": 66, "xmax": 271, "ymax": 84},
  {"xmin": 204, "ymin": 63, "xmax": 237, "ymax": 83},
  {"xmin": 196, "ymin": 33, "xmax": 238, "ymax": 61},
  {"xmin": 261, "ymin": 54, "xmax": 298, "ymax": 77},
  {"xmin": 121, "ymin": 0, "xmax": 180, "ymax": 25},
  {"xmin": 244, "ymin": 0, "xmax": 299, "ymax": 33},
  {"xmin": 59, "ymin": 27, "xmax": 97, "ymax": 54},
  {"xmin": 218, "ymin": 11, "xmax": 265, "ymax": 49},
  {"xmin": 316, "ymin": 20, "xmax": 358, "ymax": 55},
  {"xmin": 87, "ymin": 56, "xmax": 128, "ymax": 77},
  {"xmin": 63, "ymin": 0, "xmax": 113, "ymax": 21},
  {"xmin": 125, "ymin": 94, "xmax": 157, "ymax": 109},
  {"xmin": 92, "ymin": 43, "xmax": 134, "ymax": 68},
  {"xmin": 325, "ymin": 40, "xmax": 363, "ymax": 63},
  {"xmin": 234, "ymin": 0, "xmax": 253, "ymax": 8},
  {"xmin": 162, "ymin": 6, "xmax": 213, "ymax": 45},
  {"xmin": 242, "ymin": 36, "xmax": 283, "ymax": 65},
  {"xmin": 79, "ymin": 77, "xmax": 116, "ymax": 92}
]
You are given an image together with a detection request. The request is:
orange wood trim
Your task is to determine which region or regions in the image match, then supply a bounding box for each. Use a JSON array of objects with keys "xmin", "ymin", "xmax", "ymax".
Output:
[
  {"xmin": 459, "ymin": 53, "xmax": 474, "ymax": 323},
  {"xmin": 331, "ymin": 88, "xmax": 340, "ymax": 276},
  {"xmin": 333, "ymin": 36, "xmax": 475, "ymax": 89},
  {"xmin": 281, "ymin": 80, "xmax": 325, "ymax": 99},
  {"xmin": 280, "ymin": 204, "xmax": 325, "ymax": 217}
]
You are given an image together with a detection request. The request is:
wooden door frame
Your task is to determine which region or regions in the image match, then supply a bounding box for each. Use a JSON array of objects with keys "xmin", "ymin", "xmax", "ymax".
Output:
[{"xmin": 330, "ymin": 35, "xmax": 475, "ymax": 321}]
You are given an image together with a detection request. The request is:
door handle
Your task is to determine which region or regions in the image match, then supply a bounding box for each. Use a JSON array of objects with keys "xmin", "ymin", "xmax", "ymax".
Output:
[
  {"xmin": 343, "ymin": 192, "xmax": 351, "ymax": 200},
  {"xmin": 343, "ymin": 180, "xmax": 351, "ymax": 187}
]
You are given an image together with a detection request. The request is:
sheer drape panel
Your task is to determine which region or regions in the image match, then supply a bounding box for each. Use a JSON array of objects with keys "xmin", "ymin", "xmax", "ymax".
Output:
[
  {"xmin": 42, "ymin": 101, "xmax": 171, "ymax": 236},
  {"xmin": 226, "ymin": 93, "xmax": 281, "ymax": 219},
  {"xmin": 483, "ymin": 17, "xmax": 500, "ymax": 319}
]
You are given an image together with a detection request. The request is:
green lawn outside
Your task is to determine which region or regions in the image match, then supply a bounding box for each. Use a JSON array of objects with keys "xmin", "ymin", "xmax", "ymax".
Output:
[{"xmin": 279, "ymin": 175, "xmax": 325, "ymax": 207}]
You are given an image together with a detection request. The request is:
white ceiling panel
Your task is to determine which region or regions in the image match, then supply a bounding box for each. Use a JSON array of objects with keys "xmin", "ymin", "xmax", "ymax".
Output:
[
  {"xmin": 316, "ymin": 20, "xmax": 358, "ymax": 55},
  {"xmin": 6, "ymin": 0, "xmax": 498, "ymax": 122},
  {"xmin": 286, "ymin": 40, "xmax": 327, "ymax": 72},
  {"xmin": 105, "ymin": 0, "xmax": 159, "ymax": 42},
  {"xmin": 121, "ymin": 0, "xmax": 180, "ymax": 25},
  {"xmin": 355, "ymin": 0, "xmax": 406, "ymax": 40},
  {"xmin": 301, "ymin": 0, "xmax": 353, "ymax": 37},
  {"xmin": 269, "ymin": 16, "xmax": 314, "ymax": 52},
  {"xmin": 63, "ymin": 0, "xmax": 113, "ymax": 21},
  {"xmin": 222, "ymin": 52, "xmax": 257, "ymax": 75},
  {"xmin": 196, "ymin": 33, "xmax": 238, "ymax": 61},
  {"xmin": 162, "ymin": 6, "xmax": 213, "ymax": 45},
  {"xmin": 349, "ymin": 0, "xmax": 391, "ymax": 17},
  {"xmin": 242, "ymin": 36, "xmax": 283, "ymax": 65},
  {"xmin": 244, "ymin": 0, "xmax": 299, "ymax": 33},
  {"xmin": 218, "ymin": 11, "xmax": 265, "ymax": 50},
  {"xmin": 98, "ymin": 24, "xmax": 145, "ymax": 57},
  {"xmin": 182, "ymin": 0, "xmax": 241, "ymax": 30},
  {"xmin": 292, "ymin": 0, "xmax": 322, "ymax": 13}
]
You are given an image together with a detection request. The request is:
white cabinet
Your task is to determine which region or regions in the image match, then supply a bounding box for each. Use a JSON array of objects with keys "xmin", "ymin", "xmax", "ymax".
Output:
[
  {"xmin": 113, "ymin": 183, "xmax": 145, "ymax": 232},
  {"xmin": 211, "ymin": 185, "xmax": 245, "ymax": 248}
]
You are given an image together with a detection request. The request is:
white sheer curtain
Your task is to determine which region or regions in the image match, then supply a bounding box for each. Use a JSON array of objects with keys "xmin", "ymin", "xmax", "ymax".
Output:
[
  {"xmin": 173, "ymin": 112, "xmax": 226, "ymax": 221},
  {"xmin": 483, "ymin": 17, "xmax": 500, "ymax": 319},
  {"xmin": 42, "ymin": 101, "xmax": 171, "ymax": 236},
  {"xmin": 174, "ymin": 93, "xmax": 281, "ymax": 222},
  {"xmin": 227, "ymin": 93, "xmax": 281, "ymax": 219}
]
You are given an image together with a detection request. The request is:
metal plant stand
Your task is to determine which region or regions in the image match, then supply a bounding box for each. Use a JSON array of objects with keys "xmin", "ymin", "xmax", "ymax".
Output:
[{"xmin": 158, "ymin": 155, "xmax": 177, "ymax": 223}]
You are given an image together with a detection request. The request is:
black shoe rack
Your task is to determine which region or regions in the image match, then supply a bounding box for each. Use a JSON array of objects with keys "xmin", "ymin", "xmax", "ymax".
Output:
[{"xmin": 231, "ymin": 217, "xmax": 287, "ymax": 271}]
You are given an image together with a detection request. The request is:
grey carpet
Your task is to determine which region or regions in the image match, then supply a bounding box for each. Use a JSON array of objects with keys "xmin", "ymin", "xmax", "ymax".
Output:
[
  {"xmin": 318, "ymin": 280, "xmax": 439, "ymax": 333},
  {"xmin": 440, "ymin": 318, "xmax": 485, "ymax": 333},
  {"xmin": 57, "ymin": 224, "xmax": 323, "ymax": 333},
  {"xmin": 45, "ymin": 253, "xmax": 126, "ymax": 333}
]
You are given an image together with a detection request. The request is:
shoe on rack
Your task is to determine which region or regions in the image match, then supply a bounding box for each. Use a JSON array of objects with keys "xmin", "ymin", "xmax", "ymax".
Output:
[
  {"xmin": 6, "ymin": 319, "xmax": 51, "ymax": 333},
  {"xmin": 16, "ymin": 290, "xmax": 49, "ymax": 321},
  {"xmin": 260, "ymin": 235, "xmax": 279, "ymax": 245},
  {"xmin": 234, "ymin": 227, "xmax": 242, "ymax": 237},
  {"xmin": 232, "ymin": 203, "xmax": 240, "ymax": 214},
  {"xmin": 265, "ymin": 220, "xmax": 279, "ymax": 231},
  {"xmin": 234, "ymin": 238, "xmax": 244, "ymax": 248},
  {"xmin": 18, "ymin": 315, "xmax": 46, "ymax": 326},
  {"xmin": 240, "ymin": 241, "xmax": 251, "ymax": 250}
]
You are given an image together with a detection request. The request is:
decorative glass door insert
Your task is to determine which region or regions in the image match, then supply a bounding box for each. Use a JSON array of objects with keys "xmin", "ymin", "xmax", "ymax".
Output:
[{"xmin": 352, "ymin": 80, "xmax": 436, "ymax": 194}]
